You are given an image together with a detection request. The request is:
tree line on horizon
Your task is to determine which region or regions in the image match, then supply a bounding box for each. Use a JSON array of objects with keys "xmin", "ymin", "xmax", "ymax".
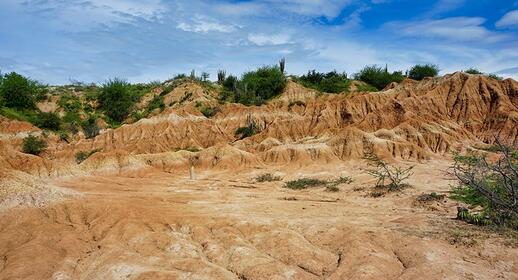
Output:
[{"xmin": 0, "ymin": 61, "xmax": 506, "ymax": 147}]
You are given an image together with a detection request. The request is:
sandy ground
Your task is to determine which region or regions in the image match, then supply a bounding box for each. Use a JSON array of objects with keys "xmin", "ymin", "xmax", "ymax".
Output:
[{"xmin": 0, "ymin": 160, "xmax": 517, "ymax": 280}]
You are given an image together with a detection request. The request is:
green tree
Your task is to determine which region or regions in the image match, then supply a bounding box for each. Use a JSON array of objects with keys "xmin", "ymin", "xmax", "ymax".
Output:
[
  {"xmin": 0, "ymin": 72, "xmax": 39, "ymax": 109},
  {"xmin": 408, "ymin": 64, "xmax": 439, "ymax": 80},
  {"xmin": 98, "ymin": 78, "xmax": 134, "ymax": 122},
  {"xmin": 354, "ymin": 65, "xmax": 405, "ymax": 90},
  {"xmin": 239, "ymin": 66, "xmax": 286, "ymax": 105},
  {"xmin": 298, "ymin": 70, "xmax": 350, "ymax": 93}
]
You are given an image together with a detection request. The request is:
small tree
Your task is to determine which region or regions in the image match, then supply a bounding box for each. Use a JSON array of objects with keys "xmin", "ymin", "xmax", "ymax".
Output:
[
  {"xmin": 22, "ymin": 134, "xmax": 47, "ymax": 155},
  {"xmin": 408, "ymin": 64, "xmax": 439, "ymax": 80},
  {"xmin": 0, "ymin": 72, "xmax": 39, "ymax": 109},
  {"xmin": 363, "ymin": 151, "xmax": 414, "ymax": 191},
  {"xmin": 452, "ymin": 139, "xmax": 518, "ymax": 228},
  {"xmin": 354, "ymin": 65, "xmax": 405, "ymax": 90},
  {"xmin": 98, "ymin": 78, "xmax": 134, "ymax": 122}
]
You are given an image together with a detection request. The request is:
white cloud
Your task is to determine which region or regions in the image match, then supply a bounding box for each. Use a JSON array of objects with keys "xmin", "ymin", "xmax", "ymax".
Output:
[
  {"xmin": 19, "ymin": 0, "xmax": 166, "ymax": 30},
  {"xmin": 426, "ymin": 0, "xmax": 466, "ymax": 16},
  {"xmin": 248, "ymin": 33, "xmax": 292, "ymax": 46},
  {"xmin": 496, "ymin": 10, "xmax": 518, "ymax": 28},
  {"xmin": 269, "ymin": 0, "xmax": 354, "ymax": 19},
  {"xmin": 385, "ymin": 17, "xmax": 507, "ymax": 43},
  {"xmin": 177, "ymin": 15, "xmax": 237, "ymax": 33}
]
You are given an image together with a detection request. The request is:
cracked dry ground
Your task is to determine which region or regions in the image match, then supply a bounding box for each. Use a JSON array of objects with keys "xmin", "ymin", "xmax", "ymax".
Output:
[{"xmin": 0, "ymin": 161, "xmax": 517, "ymax": 280}]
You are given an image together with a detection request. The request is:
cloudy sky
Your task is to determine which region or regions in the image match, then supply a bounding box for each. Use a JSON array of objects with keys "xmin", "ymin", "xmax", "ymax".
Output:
[{"xmin": 0, "ymin": 0, "xmax": 517, "ymax": 84}]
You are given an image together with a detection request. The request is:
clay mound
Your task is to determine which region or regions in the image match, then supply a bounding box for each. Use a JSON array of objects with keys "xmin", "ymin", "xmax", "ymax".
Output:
[
  {"xmin": 55, "ymin": 73, "xmax": 518, "ymax": 169},
  {"xmin": 2, "ymin": 72, "xmax": 517, "ymax": 176}
]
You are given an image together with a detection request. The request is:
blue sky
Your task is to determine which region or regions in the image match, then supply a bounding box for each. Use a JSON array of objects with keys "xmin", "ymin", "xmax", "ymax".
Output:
[{"xmin": 1, "ymin": 0, "xmax": 517, "ymax": 84}]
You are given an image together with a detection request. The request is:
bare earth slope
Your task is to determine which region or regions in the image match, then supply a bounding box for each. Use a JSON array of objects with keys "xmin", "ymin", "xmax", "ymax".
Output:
[{"xmin": 0, "ymin": 73, "xmax": 517, "ymax": 279}]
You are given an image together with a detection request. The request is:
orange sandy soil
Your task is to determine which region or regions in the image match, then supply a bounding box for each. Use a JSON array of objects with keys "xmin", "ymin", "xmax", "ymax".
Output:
[{"xmin": 0, "ymin": 160, "xmax": 516, "ymax": 280}]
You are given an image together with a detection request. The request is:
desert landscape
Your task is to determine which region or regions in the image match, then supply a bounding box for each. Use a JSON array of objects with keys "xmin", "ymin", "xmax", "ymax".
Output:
[
  {"xmin": 1, "ymin": 1, "xmax": 518, "ymax": 279},
  {"xmin": 0, "ymin": 70, "xmax": 517, "ymax": 279}
]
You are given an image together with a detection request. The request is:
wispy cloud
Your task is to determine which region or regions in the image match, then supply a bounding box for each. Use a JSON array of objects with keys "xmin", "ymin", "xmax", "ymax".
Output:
[
  {"xmin": 496, "ymin": 10, "xmax": 518, "ymax": 28},
  {"xmin": 177, "ymin": 15, "xmax": 237, "ymax": 33},
  {"xmin": 248, "ymin": 33, "xmax": 292, "ymax": 46},
  {"xmin": 19, "ymin": 0, "xmax": 166, "ymax": 30},
  {"xmin": 1, "ymin": 0, "xmax": 517, "ymax": 84},
  {"xmin": 385, "ymin": 17, "xmax": 508, "ymax": 43}
]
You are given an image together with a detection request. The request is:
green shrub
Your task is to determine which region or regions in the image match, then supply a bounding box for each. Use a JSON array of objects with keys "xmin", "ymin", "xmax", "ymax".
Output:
[
  {"xmin": 235, "ymin": 115, "xmax": 261, "ymax": 139},
  {"xmin": 285, "ymin": 178, "xmax": 327, "ymax": 190},
  {"xmin": 34, "ymin": 111, "xmax": 61, "ymax": 131},
  {"xmin": 200, "ymin": 106, "xmax": 221, "ymax": 118},
  {"xmin": 75, "ymin": 148, "xmax": 101, "ymax": 164},
  {"xmin": 284, "ymin": 176, "xmax": 352, "ymax": 190},
  {"xmin": 356, "ymin": 83, "xmax": 378, "ymax": 92},
  {"xmin": 81, "ymin": 117, "xmax": 100, "ymax": 139},
  {"xmin": 451, "ymin": 141, "xmax": 518, "ymax": 229},
  {"xmin": 363, "ymin": 150, "xmax": 414, "ymax": 191},
  {"xmin": 488, "ymin": 73, "xmax": 503, "ymax": 80},
  {"xmin": 239, "ymin": 66, "xmax": 286, "ymax": 105},
  {"xmin": 98, "ymin": 78, "xmax": 135, "ymax": 122},
  {"xmin": 464, "ymin": 68, "xmax": 483, "ymax": 75},
  {"xmin": 354, "ymin": 65, "xmax": 405, "ymax": 90},
  {"xmin": 22, "ymin": 134, "xmax": 47, "ymax": 155},
  {"xmin": 325, "ymin": 185, "xmax": 340, "ymax": 192},
  {"xmin": 408, "ymin": 64, "xmax": 439, "ymax": 80},
  {"xmin": 147, "ymin": 95, "xmax": 165, "ymax": 113},
  {"xmin": 298, "ymin": 70, "xmax": 350, "ymax": 93},
  {"xmin": 221, "ymin": 66, "xmax": 286, "ymax": 105},
  {"xmin": 0, "ymin": 72, "xmax": 40, "ymax": 109},
  {"xmin": 255, "ymin": 173, "xmax": 282, "ymax": 182}
]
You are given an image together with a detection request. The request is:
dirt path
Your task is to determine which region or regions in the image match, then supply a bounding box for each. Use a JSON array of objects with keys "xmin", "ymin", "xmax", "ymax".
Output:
[{"xmin": 0, "ymin": 161, "xmax": 516, "ymax": 280}]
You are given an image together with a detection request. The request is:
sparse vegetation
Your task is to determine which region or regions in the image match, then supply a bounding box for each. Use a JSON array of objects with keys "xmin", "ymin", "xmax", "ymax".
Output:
[
  {"xmin": 297, "ymin": 70, "xmax": 350, "ymax": 93},
  {"xmin": 407, "ymin": 64, "xmax": 439, "ymax": 81},
  {"xmin": 356, "ymin": 83, "xmax": 378, "ymax": 92},
  {"xmin": 147, "ymin": 94, "xmax": 165, "ymax": 113},
  {"xmin": 22, "ymin": 134, "xmax": 47, "ymax": 155},
  {"xmin": 363, "ymin": 151, "xmax": 414, "ymax": 192},
  {"xmin": 416, "ymin": 192, "xmax": 446, "ymax": 202},
  {"xmin": 200, "ymin": 106, "xmax": 220, "ymax": 118},
  {"xmin": 75, "ymin": 148, "xmax": 101, "ymax": 164},
  {"xmin": 464, "ymin": 68, "xmax": 483, "ymax": 75},
  {"xmin": 81, "ymin": 116, "xmax": 100, "ymax": 139},
  {"xmin": 255, "ymin": 173, "xmax": 282, "ymax": 182},
  {"xmin": 235, "ymin": 114, "xmax": 261, "ymax": 139},
  {"xmin": 285, "ymin": 178, "xmax": 327, "ymax": 190},
  {"xmin": 284, "ymin": 176, "xmax": 353, "ymax": 190},
  {"xmin": 488, "ymin": 73, "xmax": 503, "ymax": 80},
  {"xmin": 451, "ymin": 139, "xmax": 518, "ymax": 230},
  {"xmin": 354, "ymin": 65, "xmax": 405, "ymax": 90}
]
